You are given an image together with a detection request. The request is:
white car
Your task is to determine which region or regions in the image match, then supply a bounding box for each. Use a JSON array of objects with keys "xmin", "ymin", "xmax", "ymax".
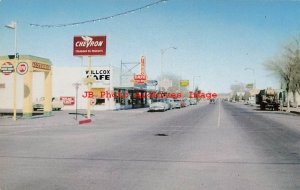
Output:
[
  {"xmin": 173, "ymin": 99, "xmax": 182, "ymax": 109},
  {"xmin": 166, "ymin": 98, "xmax": 177, "ymax": 109},
  {"xmin": 149, "ymin": 99, "xmax": 170, "ymax": 112},
  {"xmin": 183, "ymin": 98, "xmax": 190, "ymax": 107},
  {"xmin": 189, "ymin": 98, "xmax": 197, "ymax": 105},
  {"xmin": 33, "ymin": 97, "xmax": 64, "ymax": 111}
]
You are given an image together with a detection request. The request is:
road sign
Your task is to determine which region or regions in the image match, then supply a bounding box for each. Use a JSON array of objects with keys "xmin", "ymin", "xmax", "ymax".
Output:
[
  {"xmin": 16, "ymin": 62, "xmax": 28, "ymax": 75},
  {"xmin": 0, "ymin": 62, "xmax": 14, "ymax": 75}
]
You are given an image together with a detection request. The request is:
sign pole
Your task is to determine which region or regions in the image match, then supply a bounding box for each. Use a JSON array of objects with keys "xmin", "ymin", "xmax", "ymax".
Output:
[
  {"xmin": 13, "ymin": 23, "xmax": 17, "ymax": 121},
  {"xmin": 73, "ymin": 35, "xmax": 107, "ymax": 122},
  {"xmin": 13, "ymin": 59, "xmax": 17, "ymax": 120},
  {"xmin": 87, "ymin": 56, "xmax": 92, "ymax": 119}
]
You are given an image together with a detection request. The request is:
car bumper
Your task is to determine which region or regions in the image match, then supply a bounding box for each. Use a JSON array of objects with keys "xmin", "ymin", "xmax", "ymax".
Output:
[{"xmin": 149, "ymin": 107, "xmax": 165, "ymax": 111}]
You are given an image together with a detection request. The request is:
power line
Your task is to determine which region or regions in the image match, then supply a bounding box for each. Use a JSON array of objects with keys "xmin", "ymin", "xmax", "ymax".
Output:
[{"xmin": 29, "ymin": 0, "xmax": 169, "ymax": 28}]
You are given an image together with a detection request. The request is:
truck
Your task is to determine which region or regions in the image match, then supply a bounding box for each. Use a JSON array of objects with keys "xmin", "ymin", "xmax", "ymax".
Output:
[
  {"xmin": 256, "ymin": 88, "xmax": 280, "ymax": 111},
  {"xmin": 33, "ymin": 97, "xmax": 64, "ymax": 111}
]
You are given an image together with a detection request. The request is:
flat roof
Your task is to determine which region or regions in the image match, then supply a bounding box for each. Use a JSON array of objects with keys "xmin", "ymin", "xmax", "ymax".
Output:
[{"xmin": 0, "ymin": 55, "xmax": 52, "ymax": 65}]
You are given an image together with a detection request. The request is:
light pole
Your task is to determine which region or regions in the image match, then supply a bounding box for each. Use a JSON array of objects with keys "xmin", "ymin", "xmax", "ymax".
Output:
[
  {"xmin": 72, "ymin": 82, "xmax": 81, "ymax": 120},
  {"xmin": 160, "ymin": 46, "xmax": 177, "ymax": 91},
  {"xmin": 244, "ymin": 67, "xmax": 256, "ymax": 89},
  {"xmin": 160, "ymin": 46, "xmax": 177, "ymax": 76},
  {"xmin": 5, "ymin": 21, "xmax": 17, "ymax": 121},
  {"xmin": 193, "ymin": 75, "xmax": 201, "ymax": 92}
]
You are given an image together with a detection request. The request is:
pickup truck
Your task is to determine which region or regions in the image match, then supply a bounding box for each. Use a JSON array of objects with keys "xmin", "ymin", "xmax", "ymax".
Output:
[{"xmin": 33, "ymin": 97, "xmax": 64, "ymax": 111}]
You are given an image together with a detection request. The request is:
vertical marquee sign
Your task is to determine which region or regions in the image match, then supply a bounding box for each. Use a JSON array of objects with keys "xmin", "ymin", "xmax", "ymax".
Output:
[
  {"xmin": 73, "ymin": 35, "xmax": 107, "ymax": 121},
  {"xmin": 131, "ymin": 56, "xmax": 148, "ymax": 85}
]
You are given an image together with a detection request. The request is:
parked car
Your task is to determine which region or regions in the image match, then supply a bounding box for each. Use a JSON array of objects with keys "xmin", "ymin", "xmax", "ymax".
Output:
[
  {"xmin": 173, "ymin": 99, "xmax": 182, "ymax": 109},
  {"xmin": 189, "ymin": 98, "xmax": 197, "ymax": 105},
  {"xmin": 183, "ymin": 98, "xmax": 190, "ymax": 107},
  {"xmin": 149, "ymin": 99, "xmax": 170, "ymax": 112},
  {"xmin": 166, "ymin": 98, "xmax": 177, "ymax": 109},
  {"xmin": 33, "ymin": 97, "xmax": 64, "ymax": 111},
  {"xmin": 209, "ymin": 98, "xmax": 216, "ymax": 104}
]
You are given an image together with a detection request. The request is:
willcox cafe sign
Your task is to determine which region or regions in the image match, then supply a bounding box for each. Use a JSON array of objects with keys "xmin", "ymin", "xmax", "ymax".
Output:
[
  {"xmin": 73, "ymin": 36, "xmax": 106, "ymax": 56},
  {"xmin": 85, "ymin": 69, "xmax": 110, "ymax": 81}
]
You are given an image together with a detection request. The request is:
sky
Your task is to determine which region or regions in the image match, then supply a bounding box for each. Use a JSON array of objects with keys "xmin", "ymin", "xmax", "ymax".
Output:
[{"xmin": 1, "ymin": 0, "xmax": 300, "ymax": 93}]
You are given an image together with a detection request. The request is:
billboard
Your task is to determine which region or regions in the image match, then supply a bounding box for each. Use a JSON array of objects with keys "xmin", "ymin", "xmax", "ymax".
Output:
[
  {"xmin": 73, "ymin": 36, "xmax": 106, "ymax": 56},
  {"xmin": 180, "ymin": 80, "xmax": 189, "ymax": 87},
  {"xmin": 246, "ymin": 83, "xmax": 254, "ymax": 89}
]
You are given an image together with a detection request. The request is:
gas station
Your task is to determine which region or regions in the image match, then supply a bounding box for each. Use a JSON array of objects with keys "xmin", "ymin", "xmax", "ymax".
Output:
[{"xmin": 0, "ymin": 55, "xmax": 52, "ymax": 118}]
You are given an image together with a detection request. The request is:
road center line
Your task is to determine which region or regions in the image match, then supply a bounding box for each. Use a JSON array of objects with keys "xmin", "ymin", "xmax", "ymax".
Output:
[{"xmin": 217, "ymin": 100, "xmax": 221, "ymax": 128}]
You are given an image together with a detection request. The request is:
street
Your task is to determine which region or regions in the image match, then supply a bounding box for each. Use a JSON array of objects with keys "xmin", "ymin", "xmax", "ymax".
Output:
[{"xmin": 1, "ymin": 102, "xmax": 300, "ymax": 190}]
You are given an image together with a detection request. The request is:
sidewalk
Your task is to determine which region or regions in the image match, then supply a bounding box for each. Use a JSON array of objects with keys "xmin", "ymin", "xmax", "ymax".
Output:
[
  {"xmin": 0, "ymin": 107, "xmax": 150, "ymax": 127},
  {"xmin": 281, "ymin": 107, "xmax": 300, "ymax": 115}
]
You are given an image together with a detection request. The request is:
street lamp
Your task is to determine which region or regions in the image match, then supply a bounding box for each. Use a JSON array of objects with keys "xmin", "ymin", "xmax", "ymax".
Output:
[
  {"xmin": 244, "ymin": 67, "xmax": 256, "ymax": 89},
  {"xmin": 5, "ymin": 21, "xmax": 17, "ymax": 121},
  {"xmin": 193, "ymin": 75, "xmax": 201, "ymax": 92},
  {"xmin": 72, "ymin": 82, "xmax": 81, "ymax": 120},
  {"xmin": 160, "ymin": 46, "xmax": 177, "ymax": 76},
  {"xmin": 160, "ymin": 46, "xmax": 177, "ymax": 91}
]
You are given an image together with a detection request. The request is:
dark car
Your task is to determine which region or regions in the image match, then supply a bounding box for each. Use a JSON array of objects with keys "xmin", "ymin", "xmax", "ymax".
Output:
[{"xmin": 209, "ymin": 99, "xmax": 216, "ymax": 104}]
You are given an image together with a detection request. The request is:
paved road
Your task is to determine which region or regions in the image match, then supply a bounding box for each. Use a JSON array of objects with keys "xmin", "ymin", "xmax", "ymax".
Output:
[{"xmin": 0, "ymin": 101, "xmax": 300, "ymax": 190}]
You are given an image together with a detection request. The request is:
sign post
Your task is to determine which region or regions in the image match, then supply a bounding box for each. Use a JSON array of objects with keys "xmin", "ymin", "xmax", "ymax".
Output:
[
  {"xmin": 87, "ymin": 56, "xmax": 92, "ymax": 119},
  {"xmin": 73, "ymin": 35, "xmax": 106, "ymax": 120},
  {"xmin": 72, "ymin": 83, "xmax": 81, "ymax": 120}
]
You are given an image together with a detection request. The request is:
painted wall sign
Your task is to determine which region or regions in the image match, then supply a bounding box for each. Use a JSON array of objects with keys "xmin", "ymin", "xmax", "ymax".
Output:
[
  {"xmin": 32, "ymin": 62, "xmax": 51, "ymax": 70},
  {"xmin": 73, "ymin": 36, "xmax": 106, "ymax": 56},
  {"xmin": 85, "ymin": 69, "xmax": 110, "ymax": 81}
]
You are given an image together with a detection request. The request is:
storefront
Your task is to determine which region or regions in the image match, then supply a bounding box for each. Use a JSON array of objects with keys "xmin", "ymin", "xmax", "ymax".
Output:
[{"xmin": 113, "ymin": 87, "xmax": 149, "ymax": 110}]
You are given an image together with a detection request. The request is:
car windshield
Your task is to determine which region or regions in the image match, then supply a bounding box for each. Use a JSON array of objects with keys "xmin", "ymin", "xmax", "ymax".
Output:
[{"xmin": 152, "ymin": 99, "xmax": 165, "ymax": 103}]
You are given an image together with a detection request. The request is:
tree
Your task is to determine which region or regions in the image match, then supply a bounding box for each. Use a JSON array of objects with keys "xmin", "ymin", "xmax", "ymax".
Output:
[{"xmin": 265, "ymin": 37, "xmax": 300, "ymax": 111}]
